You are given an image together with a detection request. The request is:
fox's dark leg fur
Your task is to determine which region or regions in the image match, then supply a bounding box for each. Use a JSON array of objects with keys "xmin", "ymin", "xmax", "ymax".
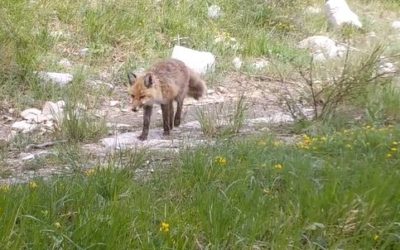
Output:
[
  {"xmin": 174, "ymin": 97, "xmax": 184, "ymax": 127},
  {"xmin": 138, "ymin": 105, "xmax": 153, "ymax": 140},
  {"xmin": 168, "ymin": 101, "xmax": 174, "ymax": 129},
  {"xmin": 161, "ymin": 103, "xmax": 171, "ymax": 136}
]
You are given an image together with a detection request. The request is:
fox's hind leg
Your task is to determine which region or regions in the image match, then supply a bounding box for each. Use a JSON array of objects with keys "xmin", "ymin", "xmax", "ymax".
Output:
[
  {"xmin": 174, "ymin": 97, "xmax": 184, "ymax": 127},
  {"xmin": 161, "ymin": 103, "xmax": 172, "ymax": 136}
]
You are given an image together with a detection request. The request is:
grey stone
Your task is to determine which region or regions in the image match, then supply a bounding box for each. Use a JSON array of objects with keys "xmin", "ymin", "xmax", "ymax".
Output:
[{"xmin": 38, "ymin": 72, "xmax": 73, "ymax": 86}]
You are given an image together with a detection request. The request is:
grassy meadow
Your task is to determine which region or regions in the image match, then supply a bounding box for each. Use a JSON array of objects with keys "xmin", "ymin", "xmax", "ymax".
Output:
[
  {"xmin": 1, "ymin": 0, "xmax": 400, "ymax": 249},
  {"xmin": 2, "ymin": 126, "xmax": 400, "ymax": 248}
]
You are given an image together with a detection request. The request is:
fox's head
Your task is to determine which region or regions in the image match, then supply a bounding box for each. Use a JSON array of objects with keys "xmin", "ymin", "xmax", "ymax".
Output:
[{"xmin": 127, "ymin": 72, "xmax": 161, "ymax": 112}]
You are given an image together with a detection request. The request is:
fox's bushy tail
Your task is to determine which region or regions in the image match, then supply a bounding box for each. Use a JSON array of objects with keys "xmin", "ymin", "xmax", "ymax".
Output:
[{"xmin": 188, "ymin": 70, "xmax": 207, "ymax": 100}]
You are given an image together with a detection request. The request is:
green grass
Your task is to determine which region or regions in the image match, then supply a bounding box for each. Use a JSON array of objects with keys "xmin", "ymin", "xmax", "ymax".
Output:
[
  {"xmin": 1, "ymin": 0, "xmax": 400, "ymax": 248},
  {"xmin": 1, "ymin": 125, "xmax": 400, "ymax": 249}
]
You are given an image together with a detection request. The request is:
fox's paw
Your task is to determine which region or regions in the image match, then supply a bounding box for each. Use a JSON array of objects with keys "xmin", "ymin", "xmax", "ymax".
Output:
[
  {"xmin": 137, "ymin": 134, "xmax": 147, "ymax": 141},
  {"xmin": 174, "ymin": 119, "xmax": 181, "ymax": 127}
]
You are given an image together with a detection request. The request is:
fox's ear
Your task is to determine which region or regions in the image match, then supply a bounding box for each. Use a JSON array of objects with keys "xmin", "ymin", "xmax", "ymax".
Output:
[
  {"xmin": 144, "ymin": 73, "xmax": 153, "ymax": 88},
  {"xmin": 127, "ymin": 72, "xmax": 137, "ymax": 86}
]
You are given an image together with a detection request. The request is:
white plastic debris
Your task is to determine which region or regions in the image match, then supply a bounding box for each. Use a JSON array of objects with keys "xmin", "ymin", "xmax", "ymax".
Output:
[
  {"xmin": 171, "ymin": 45, "xmax": 216, "ymax": 75},
  {"xmin": 325, "ymin": 0, "xmax": 362, "ymax": 28}
]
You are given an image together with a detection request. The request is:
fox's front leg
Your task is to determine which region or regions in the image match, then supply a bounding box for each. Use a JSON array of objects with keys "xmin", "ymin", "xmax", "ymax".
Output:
[
  {"xmin": 168, "ymin": 101, "xmax": 174, "ymax": 129},
  {"xmin": 138, "ymin": 105, "xmax": 153, "ymax": 141},
  {"xmin": 161, "ymin": 103, "xmax": 171, "ymax": 136}
]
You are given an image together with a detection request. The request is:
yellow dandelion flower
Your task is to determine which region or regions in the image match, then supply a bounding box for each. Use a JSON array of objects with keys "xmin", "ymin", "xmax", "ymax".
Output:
[
  {"xmin": 54, "ymin": 222, "xmax": 61, "ymax": 229},
  {"xmin": 263, "ymin": 188, "xmax": 271, "ymax": 195},
  {"xmin": 85, "ymin": 169, "xmax": 96, "ymax": 176},
  {"xmin": 274, "ymin": 164, "xmax": 283, "ymax": 170},
  {"xmin": 392, "ymin": 141, "xmax": 398, "ymax": 145},
  {"xmin": 386, "ymin": 153, "xmax": 392, "ymax": 158},
  {"xmin": 29, "ymin": 181, "xmax": 38, "ymax": 190},
  {"xmin": 0, "ymin": 184, "xmax": 10, "ymax": 192},
  {"xmin": 390, "ymin": 147, "xmax": 398, "ymax": 152},
  {"xmin": 160, "ymin": 222, "xmax": 170, "ymax": 233},
  {"xmin": 373, "ymin": 234, "xmax": 379, "ymax": 241},
  {"xmin": 215, "ymin": 156, "xmax": 227, "ymax": 166}
]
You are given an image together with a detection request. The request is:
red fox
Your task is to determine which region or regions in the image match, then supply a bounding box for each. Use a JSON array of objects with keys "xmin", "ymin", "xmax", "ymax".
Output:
[{"xmin": 127, "ymin": 58, "xmax": 207, "ymax": 140}]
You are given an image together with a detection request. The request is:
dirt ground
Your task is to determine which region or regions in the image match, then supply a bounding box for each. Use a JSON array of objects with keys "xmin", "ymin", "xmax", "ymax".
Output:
[{"xmin": 0, "ymin": 72, "xmax": 309, "ymax": 184}]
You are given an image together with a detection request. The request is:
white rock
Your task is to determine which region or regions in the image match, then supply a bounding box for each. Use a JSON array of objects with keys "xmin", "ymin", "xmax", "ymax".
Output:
[
  {"xmin": 246, "ymin": 115, "xmax": 294, "ymax": 125},
  {"xmin": 171, "ymin": 45, "xmax": 216, "ymax": 75},
  {"xmin": 11, "ymin": 121, "xmax": 38, "ymax": 133},
  {"xmin": 20, "ymin": 108, "xmax": 42, "ymax": 122},
  {"xmin": 106, "ymin": 123, "xmax": 131, "ymax": 130},
  {"xmin": 378, "ymin": 62, "xmax": 397, "ymax": 75},
  {"xmin": 180, "ymin": 121, "xmax": 201, "ymax": 130},
  {"xmin": 20, "ymin": 153, "xmax": 35, "ymax": 161},
  {"xmin": 100, "ymin": 132, "xmax": 141, "ymax": 149},
  {"xmin": 208, "ymin": 5, "xmax": 222, "ymax": 19},
  {"xmin": 325, "ymin": 0, "xmax": 362, "ymax": 28},
  {"xmin": 298, "ymin": 36, "xmax": 345, "ymax": 60},
  {"xmin": 42, "ymin": 101, "xmax": 64, "ymax": 122},
  {"xmin": 110, "ymin": 100, "xmax": 120, "ymax": 107},
  {"xmin": 58, "ymin": 58, "xmax": 72, "ymax": 68},
  {"xmin": 252, "ymin": 59, "xmax": 269, "ymax": 70},
  {"xmin": 20, "ymin": 151, "xmax": 51, "ymax": 161},
  {"xmin": 232, "ymin": 57, "xmax": 243, "ymax": 70},
  {"xmin": 368, "ymin": 32, "xmax": 377, "ymax": 38},
  {"xmin": 38, "ymin": 72, "xmax": 73, "ymax": 86},
  {"xmin": 392, "ymin": 21, "xmax": 400, "ymax": 30},
  {"xmin": 56, "ymin": 100, "xmax": 66, "ymax": 108},
  {"xmin": 313, "ymin": 52, "xmax": 327, "ymax": 62},
  {"xmin": 80, "ymin": 48, "xmax": 90, "ymax": 56}
]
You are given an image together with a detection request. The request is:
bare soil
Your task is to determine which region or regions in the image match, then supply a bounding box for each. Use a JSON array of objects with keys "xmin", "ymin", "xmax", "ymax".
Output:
[{"xmin": 0, "ymin": 72, "xmax": 308, "ymax": 184}]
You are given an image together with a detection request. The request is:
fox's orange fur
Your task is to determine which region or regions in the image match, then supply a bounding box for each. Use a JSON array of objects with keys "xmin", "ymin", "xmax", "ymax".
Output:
[{"xmin": 127, "ymin": 58, "xmax": 206, "ymax": 140}]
